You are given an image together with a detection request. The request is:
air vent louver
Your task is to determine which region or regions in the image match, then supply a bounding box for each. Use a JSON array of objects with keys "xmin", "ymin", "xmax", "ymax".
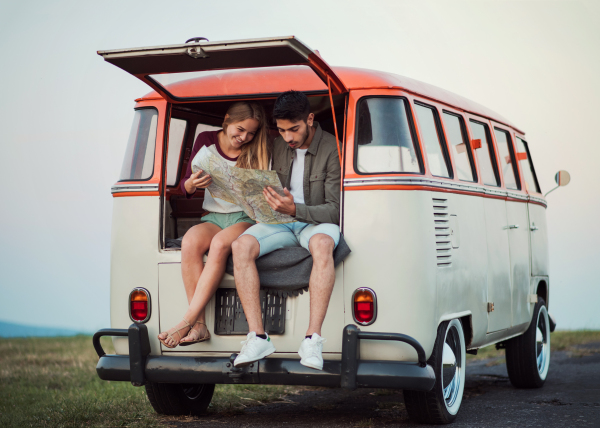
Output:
[{"xmin": 433, "ymin": 198, "xmax": 452, "ymax": 267}]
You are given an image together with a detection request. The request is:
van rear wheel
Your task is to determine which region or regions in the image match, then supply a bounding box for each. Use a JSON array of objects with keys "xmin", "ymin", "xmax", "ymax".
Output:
[
  {"xmin": 505, "ymin": 298, "xmax": 550, "ymax": 388},
  {"xmin": 144, "ymin": 382, "xmax": 215, "ymax": 416},
  {"xmin": 404, "ymin": 319, "xmax": 466, "ymax": 424}
]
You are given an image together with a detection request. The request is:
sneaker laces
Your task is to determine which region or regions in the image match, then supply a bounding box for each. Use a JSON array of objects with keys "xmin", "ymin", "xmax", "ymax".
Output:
[
  {"xmin": 239, "ymin": 332, "xmax": 265, "ymax": 354},
  {"xmin": 303, "ymin": 335, "xmax": 326, "ymax": 358}
]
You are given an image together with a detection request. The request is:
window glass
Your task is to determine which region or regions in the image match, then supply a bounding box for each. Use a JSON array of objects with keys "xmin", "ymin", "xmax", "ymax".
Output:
[
  {"xmin": 442, "ymin": 113, "xmax": 475, "ymax": 182},
  {"xmin": 166, "ymin": 118, "xmax": 187, "ymax": 186},
  {"xmin": 494, "ymin": 128, "xmax": 519, "ymax": 190},
  {"xmin": 516, "ymin": 137, "xmax": 541, "ymax": 193},
  {"xmin": 355, "ymin": 97, "xmax": 421, "ymax": 174},
  {"xmin": 119, "ymin": 109, "xmax": 158, "ymax": 181},
  {"xmin": 414, "ymin": 104, "xmax": 450, "ymax": 178},
  {"xmin": 195, "ymin": 123, "xmax": 221, "ymax": 141},
  {"xmin": 469, "ymin": 121, "xmax": 498, "ymax": 186}
]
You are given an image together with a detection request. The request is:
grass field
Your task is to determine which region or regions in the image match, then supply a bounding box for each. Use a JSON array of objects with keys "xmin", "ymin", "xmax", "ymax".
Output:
[{"xmin": 1, "ymin": 331, "xmax": 599, "ymax": 427}]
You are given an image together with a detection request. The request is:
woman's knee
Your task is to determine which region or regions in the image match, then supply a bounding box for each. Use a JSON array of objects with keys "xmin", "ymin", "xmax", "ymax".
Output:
[
  {"xmin": 209, "ymin": 235, "xmax": 232, "ymax": 258},
  {"xmin": 182, "ymin": 226, "xmax": 211, "ymax": 254}
]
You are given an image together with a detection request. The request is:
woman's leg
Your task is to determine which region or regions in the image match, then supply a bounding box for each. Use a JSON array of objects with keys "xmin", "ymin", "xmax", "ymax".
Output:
[
  {"xmin": 158, "ymin": 222, "xmax": 221, "ymax": 347},
  {"xmin": 180, "ymin": 221, "xmax": 254, "ymax": 343}
]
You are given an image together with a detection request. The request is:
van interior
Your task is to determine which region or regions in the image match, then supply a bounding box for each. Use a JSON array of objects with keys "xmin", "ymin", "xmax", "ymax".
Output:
[{"xmin": 162, "ymin": 93, "xmax": 346, "ymax": 248}]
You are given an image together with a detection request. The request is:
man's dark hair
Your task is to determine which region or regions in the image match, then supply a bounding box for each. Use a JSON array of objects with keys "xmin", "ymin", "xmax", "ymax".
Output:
[{"xmin": 273, "ymin": 90, "xmax": 311, "ymax": 122}]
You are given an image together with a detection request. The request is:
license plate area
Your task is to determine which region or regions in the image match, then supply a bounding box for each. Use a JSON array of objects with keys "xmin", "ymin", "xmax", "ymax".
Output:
[{"xmin": 214, "ymin": 289, "xmax": 286, "ymax": 335}]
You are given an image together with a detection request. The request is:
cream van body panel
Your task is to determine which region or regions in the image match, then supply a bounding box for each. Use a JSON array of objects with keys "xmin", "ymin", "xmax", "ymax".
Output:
[
  {"xmin": 342, "ymin": 190, "xmax": 438, "ymax": 361},
  {"xmin": 434, "ymin": 192, "xmax": 489, "ymax": 349},
  {"xmin": 484, "ymin": 198, "xmax": 512, "ymax": 333},
  {"xmin": 157, "ymin": 260, "xmax": 345, "ymax": 355},
  {"xmin": 110, "ymin": 196, "xmax": 162, "ymax": 355},
  {"xmin": 529, "ymin": 204, "xmax": 549, "ymax": 276},
  {"xmin": 506, "ymin": 201, "xmax": 532, "ymax": 326}
]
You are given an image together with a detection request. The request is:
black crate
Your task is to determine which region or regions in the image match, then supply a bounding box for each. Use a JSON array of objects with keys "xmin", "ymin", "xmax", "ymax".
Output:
[{"xmin": 214, "ymin": 288, "xmax": 286, "ymax": 335}]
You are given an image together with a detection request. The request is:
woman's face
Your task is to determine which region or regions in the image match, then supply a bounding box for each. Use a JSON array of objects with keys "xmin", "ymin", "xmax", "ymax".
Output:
[{"xmin": 225, "ymin": 117, "xmax": 260, "ymax": 150}]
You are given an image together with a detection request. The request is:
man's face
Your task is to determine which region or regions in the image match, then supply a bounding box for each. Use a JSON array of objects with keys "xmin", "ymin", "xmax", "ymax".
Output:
[{"xmin": 276, "ymin": 113, "xmax": 314, "ymax": 150}]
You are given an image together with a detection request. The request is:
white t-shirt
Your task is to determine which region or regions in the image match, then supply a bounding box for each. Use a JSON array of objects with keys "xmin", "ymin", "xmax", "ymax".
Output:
[
  {"xmin": 193, "ymin": 145, "xmax": 241, "ymax": 213},
  {"xmin": 290, "ymin": 149, "xmax": 307, "ymax": 205}
]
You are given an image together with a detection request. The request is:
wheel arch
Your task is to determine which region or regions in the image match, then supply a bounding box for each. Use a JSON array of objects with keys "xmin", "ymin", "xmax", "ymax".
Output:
[{"xmin": 537, "ymin": 279, "xmax": 549, "ymax": 308}]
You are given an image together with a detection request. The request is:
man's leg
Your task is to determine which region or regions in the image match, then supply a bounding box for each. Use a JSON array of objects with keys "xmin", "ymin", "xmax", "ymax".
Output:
[
  {"xmin": 305, "ymin": 233, "xmax": 336, "ymax": 337},
  {"xmin": 297, "ymin": 224, "xmax": 340, "ymax": 370},
  {"xmin": 231, "ymin": 223, "xmax": 299, "ymax": 366}
]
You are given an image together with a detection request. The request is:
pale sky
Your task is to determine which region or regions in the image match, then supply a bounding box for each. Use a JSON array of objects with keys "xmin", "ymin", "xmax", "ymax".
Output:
[{"xmin": 0, "ymin": 0, "xmax": 598, "ymax": 331}]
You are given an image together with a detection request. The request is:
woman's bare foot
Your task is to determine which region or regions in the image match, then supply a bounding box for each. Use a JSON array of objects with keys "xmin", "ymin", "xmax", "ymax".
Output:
[
  {"xmin": 180, "ymin": 322, "xmax": 210, "ymax": 344},
  {"xmin": 157, "ymin": 319, "xmax": 192, "ymax": 348}
]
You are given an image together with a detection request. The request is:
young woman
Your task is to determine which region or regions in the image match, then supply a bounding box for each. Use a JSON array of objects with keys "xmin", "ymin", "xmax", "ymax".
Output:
[{"xmin": 158, "ymin": 102, "xmax": 270, "ymax": 348}]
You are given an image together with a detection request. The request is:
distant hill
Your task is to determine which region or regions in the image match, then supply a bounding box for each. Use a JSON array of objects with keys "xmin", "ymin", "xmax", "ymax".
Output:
[{"xmin": 0, "ymin": 320, "xmax": 90, "ymax": 338}]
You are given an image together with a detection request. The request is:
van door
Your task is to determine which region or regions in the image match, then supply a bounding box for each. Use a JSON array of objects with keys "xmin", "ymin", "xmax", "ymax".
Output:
[
  {"xmin": 97, "ymin": 36, "xmax": 347, "ymax": 101},
  {"xmin": 506, "ymin": 201, "xmax": 531, "ymax": 326}
]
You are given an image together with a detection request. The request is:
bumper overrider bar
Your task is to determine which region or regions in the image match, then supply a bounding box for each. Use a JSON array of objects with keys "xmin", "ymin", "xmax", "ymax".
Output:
[{"xmin": 93, "ymin": 324, "xmax": 435, "ymax": 391}]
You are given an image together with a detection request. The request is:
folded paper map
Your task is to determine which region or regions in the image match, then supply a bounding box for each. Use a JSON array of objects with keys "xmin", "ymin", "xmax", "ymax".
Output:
[{"xmin": 191, "ymin": 146, "xmax": 296, "ymax": 224}]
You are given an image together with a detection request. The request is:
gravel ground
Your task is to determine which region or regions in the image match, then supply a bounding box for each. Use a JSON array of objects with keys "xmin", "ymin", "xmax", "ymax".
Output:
[{"xmin": 165, "ymin": 342, "xmax": 600, "ymax": 427}]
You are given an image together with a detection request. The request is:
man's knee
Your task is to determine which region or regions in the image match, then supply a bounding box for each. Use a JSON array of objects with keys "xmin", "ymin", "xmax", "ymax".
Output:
[
  {"xmin": 232, "ymin": 235, "xmax": 260, "ymax": 262},
  {"xmin": 309, "ymin": 234, "xmax": 335, "ymax": 259}
]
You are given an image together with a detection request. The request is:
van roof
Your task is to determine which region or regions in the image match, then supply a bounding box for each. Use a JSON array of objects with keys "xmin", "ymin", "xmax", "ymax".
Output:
[{"xmin": 139, "ymin": 66, "xmax": 521, "ymax": 132}]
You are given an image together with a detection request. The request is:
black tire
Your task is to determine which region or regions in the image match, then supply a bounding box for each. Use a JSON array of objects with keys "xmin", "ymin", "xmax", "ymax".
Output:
[
  {"xmin": 144, "ymin": 382, "xmax": 215, "ymax": 416},
  {"xmin": 404, "ymin": 319, "xmax": 466, "ymax": 424},
  {"xmin": 505, "ymin": 298, "xmax": 551, "ymax": 388}
]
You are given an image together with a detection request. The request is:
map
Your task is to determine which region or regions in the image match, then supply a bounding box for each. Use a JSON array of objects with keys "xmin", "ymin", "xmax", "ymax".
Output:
[{"xmin": 191, "ymin": 147, "xmax": 296, "ymax": 224}]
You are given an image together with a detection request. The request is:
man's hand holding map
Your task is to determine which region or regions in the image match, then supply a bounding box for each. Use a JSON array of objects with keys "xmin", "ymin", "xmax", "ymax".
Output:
[{"xmin": 192, "ymin": 146, "xmax": 296, "ymax": 224}]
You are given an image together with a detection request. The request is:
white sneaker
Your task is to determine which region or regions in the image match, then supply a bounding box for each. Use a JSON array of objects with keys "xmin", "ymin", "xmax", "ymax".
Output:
[
  {"xmin": 233, "ymin": 332, "xmax": 276, "ymax": 367},
  {"xmin": 298, "ymin": 333, "xmax": 327, "ymax": 370}
]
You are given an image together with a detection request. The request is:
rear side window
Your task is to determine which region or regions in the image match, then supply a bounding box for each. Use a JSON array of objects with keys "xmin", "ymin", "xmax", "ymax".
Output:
[
  {"xmin": 166, "ymin": 118, "xmax": 188, "ymax": 186},
  {"xmin": 442, "ymin": 112, "xmax": 475, "ymax": 182},
  {"xmin": 469, "ymin": 120, "xmax": 499, "ymax": 187},
  {"xmin": 120, "ymin": 108, "xmax": 159, "ymax": 181},
  {"xmin": 494, "ymin": 128, "xmax": 519, "ymax": 190},
  {"xmin": 414, "ymin": 103, "xmax": 451, "ymax": 178},
  {"xmin": 516, "ymin": 137, "xmax": 541, "ymax": 193},
  {"xmin": 355, "ymin": 97, "xmax": 421, "ymax": 174}
]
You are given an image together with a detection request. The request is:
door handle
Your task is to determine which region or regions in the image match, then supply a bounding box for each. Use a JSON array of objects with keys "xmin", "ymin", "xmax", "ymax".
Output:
[
  {"xmin": 505, "ymin": 225, "xmax": 519, "ymax": 230},
  {"xmin": 530, "ymin": 225, "xmax": 539, "ymax": 231}
]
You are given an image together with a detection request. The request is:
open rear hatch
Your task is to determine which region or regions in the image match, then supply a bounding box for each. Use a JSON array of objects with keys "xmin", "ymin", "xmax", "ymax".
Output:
[{"xmin": 97, "ymin": 36, "xmax": 347, "ymax": 101}]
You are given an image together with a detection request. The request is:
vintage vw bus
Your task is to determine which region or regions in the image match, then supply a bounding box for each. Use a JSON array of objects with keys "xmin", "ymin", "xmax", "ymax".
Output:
[{"xmin": 94, "ymin": 36, "xmax": 558, "ymax": 424}]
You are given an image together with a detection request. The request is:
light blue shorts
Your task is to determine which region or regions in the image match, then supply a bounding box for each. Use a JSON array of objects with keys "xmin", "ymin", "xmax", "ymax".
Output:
[{"xmin": 241, "ymin": 222, "xmax": 340, "ymax": 258}]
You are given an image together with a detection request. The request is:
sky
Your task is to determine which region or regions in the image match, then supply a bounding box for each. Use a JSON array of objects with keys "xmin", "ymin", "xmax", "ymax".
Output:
[{"xmin": 0, "ymin": 0, "xmax": 598, "ymax": 332}]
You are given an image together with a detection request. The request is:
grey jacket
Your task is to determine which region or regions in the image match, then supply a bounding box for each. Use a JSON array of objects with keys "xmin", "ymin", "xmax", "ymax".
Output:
[{"xmin": 273, "ymin": 122, "xmax": 341, "ymax": 225}]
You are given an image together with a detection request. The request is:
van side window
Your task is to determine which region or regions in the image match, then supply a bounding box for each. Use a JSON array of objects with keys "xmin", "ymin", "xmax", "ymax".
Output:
[
  {"xmin": 516, "ymin": 137, "xmax": 541, "ymax": 193},
  {"xmin": 166, "ymin": 118, "xmax": 188, "ymax": 186},
  {"xmin": 442, "ymin": 112, "xmax": 475, "ymax": 182},
  {"xmin": 494, "ymin": 128, "xmax": 519, "ymax": 190},
  {"xmin": 469, "ymin": 120, "xmax": 499, "ymax": 186},
  {"xmin": 119, "ymin": 108, "xmax": 158, "ymax": 181},
  {"xmin": 414, "ymin": 103, "xmax": 451, "ymax": 178},
  {"xmin": 355, "ymin": 97, "xmax": 421, "ymax": 174}
]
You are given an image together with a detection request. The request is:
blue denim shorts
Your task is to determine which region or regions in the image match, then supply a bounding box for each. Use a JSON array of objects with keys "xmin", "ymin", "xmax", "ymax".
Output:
[{"xmin": 241, "ymin": 222, "xmax": 340, "ymax": 258}]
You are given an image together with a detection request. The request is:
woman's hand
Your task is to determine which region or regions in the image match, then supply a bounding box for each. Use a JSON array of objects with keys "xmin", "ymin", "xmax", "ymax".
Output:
[{"xmin": 185, "ymin": 170, "xmax": 212, "ymax": 194}]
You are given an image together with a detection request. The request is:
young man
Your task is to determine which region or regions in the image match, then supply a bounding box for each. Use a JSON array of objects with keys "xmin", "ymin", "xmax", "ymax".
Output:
[{"xmin": 231, "ymin": 90, "xmax": 341, "ymax": 370}]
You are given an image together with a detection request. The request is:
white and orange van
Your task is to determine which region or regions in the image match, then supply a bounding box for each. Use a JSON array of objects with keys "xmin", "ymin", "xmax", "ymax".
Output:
[{"xmin": 93, "ymin": 36, "xmax": 561, "ymax": 424}]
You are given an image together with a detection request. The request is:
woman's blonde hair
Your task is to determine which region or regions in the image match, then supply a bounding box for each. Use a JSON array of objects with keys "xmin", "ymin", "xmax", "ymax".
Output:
[{"xmin": 223, "ymin": 102, "xmax": 270, "ymax": 170}]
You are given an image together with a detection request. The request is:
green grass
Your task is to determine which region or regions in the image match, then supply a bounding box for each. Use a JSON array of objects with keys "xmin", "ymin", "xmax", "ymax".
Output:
[{"xmin": 1, "ymin": 330, "xmax": 599, "ymax": 427}]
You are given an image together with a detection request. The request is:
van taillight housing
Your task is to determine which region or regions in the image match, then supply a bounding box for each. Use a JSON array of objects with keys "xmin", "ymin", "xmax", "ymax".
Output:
[
  {"xmin": 129, "ymin": 288, "xmax": 151, "ymax": 323},
  {"xmin": 352, "ymin": 288, "xmax": 377, "ymax": 326}
]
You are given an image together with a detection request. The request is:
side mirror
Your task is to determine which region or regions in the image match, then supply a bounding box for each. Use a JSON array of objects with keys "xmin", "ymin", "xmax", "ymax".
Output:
[{"xmin": 545, "ymin": 170, "xmax": 570, "ymax": 197}]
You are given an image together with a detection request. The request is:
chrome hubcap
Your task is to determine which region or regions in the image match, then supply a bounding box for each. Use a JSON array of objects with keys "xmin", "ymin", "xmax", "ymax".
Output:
[
  {"xmin": 442, "ymin": 325, "xmax": 462, "ymax": 408},
  {"xmin": 536, "ymin": 307, "xmax": 551, "ymax": 379}
]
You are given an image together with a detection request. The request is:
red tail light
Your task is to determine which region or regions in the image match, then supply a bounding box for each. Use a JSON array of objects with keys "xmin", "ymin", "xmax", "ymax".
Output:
[
  {"xmin": 129, "ymin": 288, "xmax": 151, "ymax": 323},
  {"xmin": 353, "ymin": 288, "xmax": 377, "ymax": 325}
]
